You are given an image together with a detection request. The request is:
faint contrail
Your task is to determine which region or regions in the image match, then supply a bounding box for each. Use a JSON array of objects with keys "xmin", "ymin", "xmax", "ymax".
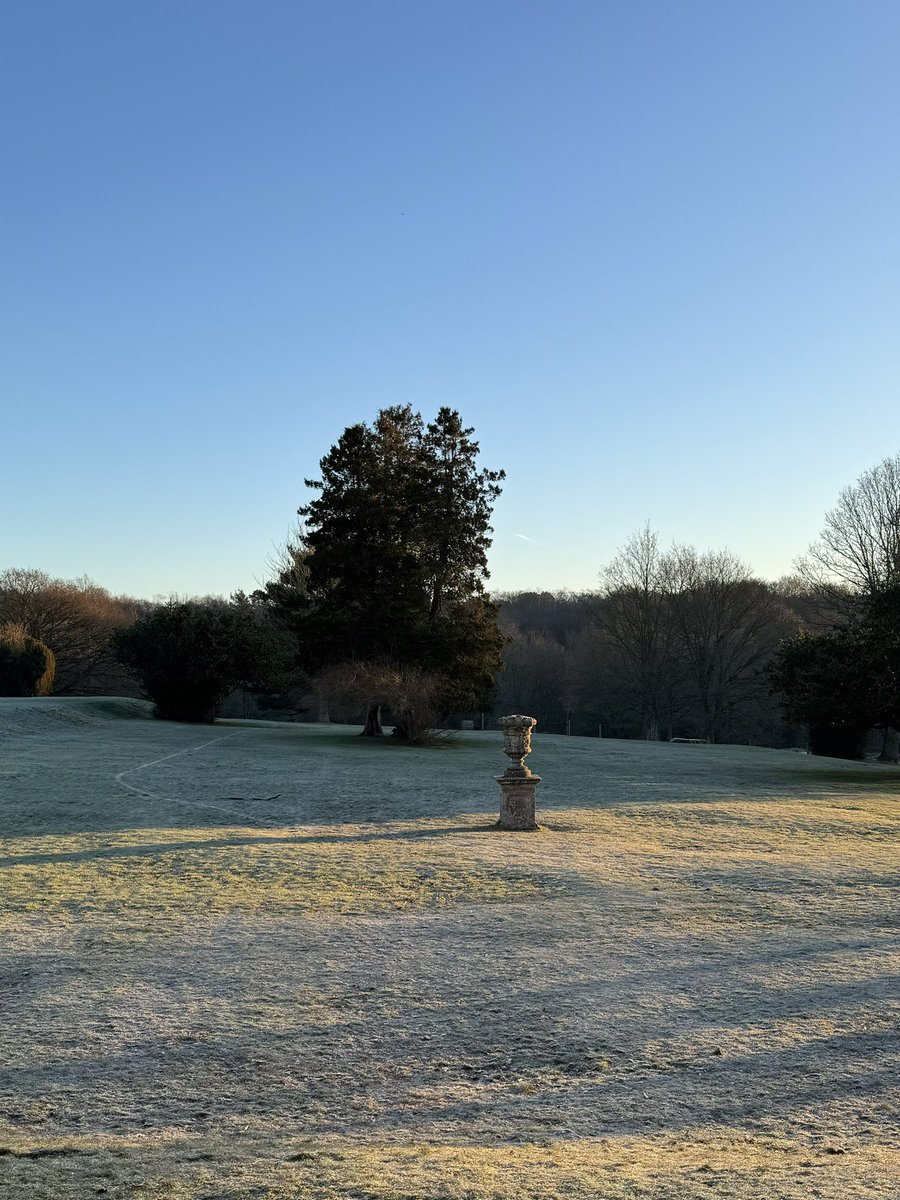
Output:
[{"xmin": 515, "ymin": 533, "xmax": 543, "ymax": 545}]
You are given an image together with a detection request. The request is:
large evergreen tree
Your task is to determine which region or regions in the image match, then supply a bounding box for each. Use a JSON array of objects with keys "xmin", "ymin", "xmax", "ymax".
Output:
[
  {"xmin": 271, "ymin": 405, "xmax": 505, "ymax": 738},
  {"xmin": 768, "ymin": 586, "xmax": 900, "ymax": 758}
]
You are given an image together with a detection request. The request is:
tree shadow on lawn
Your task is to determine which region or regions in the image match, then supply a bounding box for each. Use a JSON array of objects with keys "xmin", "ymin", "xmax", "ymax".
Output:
[
  {"xmin": 669, "ymin": 852, "xmax": 900, "ymax": 885},
  {"xmin": 2, "ymin": 1015, "xmax": 895, "ymax": 1146},
  {"xmin": 0, "ymin": 785, "xmax": 506, "ymax": 836},
  {"xmin": 8, "ymin": 732, "xmax": 900, "ymax": 847},
  {"xmin": 5, "ymin": 771, "xmax": 874, "ymax": 842},
  {"xmin": 0, "ymin": 823, "xmax": 503, "ymax": 868},
  {"xmin": 219, "ymin": 721, "xmax": 463, "ymax": 754},
  {"xmin": 2, "ymin": 820, "xmax": 897, "ymax": 889},
  {"xmin": 370, "ymin": 1042, "xmax": 896, "ymax": 1143},
  {"xmin": 4, "ymin": 889, "xmax": 897, "ymax": 1157}
]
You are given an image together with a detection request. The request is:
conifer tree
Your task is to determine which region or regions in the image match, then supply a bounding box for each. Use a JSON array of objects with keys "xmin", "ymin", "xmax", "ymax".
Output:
[{"xmin": 272, "ymin": 405, "xmax": 505, "ymax": 737}]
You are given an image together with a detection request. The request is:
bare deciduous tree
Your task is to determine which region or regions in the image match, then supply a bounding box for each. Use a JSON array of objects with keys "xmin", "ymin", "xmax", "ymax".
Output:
[
  {"xmin": 666, "ymin": 547, "xmax": 783, "ymax": 743},
  {"xmin": 493, "ymin": 626, "xmax": 570, "ymax": 731},
  {"xmin": 595, "ymin": 532, "xmax": 790, "ymax": 743},
  {"xmin": 801, "ymin": 453, "xmax": 900, "ymax": 597},
  {"xmin": 314, "ymin": 661, "xmax": 448, "ymax": 744},
  {"xmin": 0, "ymin": 568, "xmax": 144, "ymax": 693},
  {"xmin": 598, "ymin": 526, "xmax": 683, "ymax": 740}
]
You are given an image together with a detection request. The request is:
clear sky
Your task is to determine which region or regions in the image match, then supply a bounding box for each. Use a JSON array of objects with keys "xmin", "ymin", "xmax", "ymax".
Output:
[{"xmin": 3, "ymin": 1, "xmax": 899, "ymax": 599}]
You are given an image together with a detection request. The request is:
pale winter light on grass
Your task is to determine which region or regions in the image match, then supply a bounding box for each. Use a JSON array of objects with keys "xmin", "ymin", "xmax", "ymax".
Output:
[{"xmin": 1, "ymin": 698, "xmax": 898, "ymax": 1197}]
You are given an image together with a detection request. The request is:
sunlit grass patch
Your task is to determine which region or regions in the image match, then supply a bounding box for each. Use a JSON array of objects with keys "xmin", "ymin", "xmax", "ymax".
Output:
[
  {"xmin": 292, "ymin": 1137, "xmax": 900, "ymax": 1200},
  {"xmin": 0, "ymin": 824, "xmax": 556, "ymax": 916},
  {"xmin": 536, "ymin": 796, "xmax": 900, "ymax": 934},
  {"xmin": 552, "ymin": 794, "xmax": 900, "ymax": 852},
  {"xmin": 3, "ymin": 1129, "xmax": 898, "ymax": 1200}
]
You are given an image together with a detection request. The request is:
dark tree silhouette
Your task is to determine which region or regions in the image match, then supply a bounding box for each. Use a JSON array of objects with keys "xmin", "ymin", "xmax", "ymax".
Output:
[
  {"xmin": 115, "ymin": 601, "xmax": 285, "ymax": 723},
  {"xmin": 267, "ymin": 405, "xmax": 505, "ymax": 739}
]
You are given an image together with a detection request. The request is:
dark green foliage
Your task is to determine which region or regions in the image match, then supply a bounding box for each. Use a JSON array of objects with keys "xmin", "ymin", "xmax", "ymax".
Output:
[
  {"xmin": 263, "ymin": 406, "xmax": 505, "ymax": 737},
  {"xmin": 808, "ymin": 722, "xmax": 868, "ymax": 760},
  {"xmin": 0, "ymin": 639, "xmax": 46, "ymax": 696},
  {"xmin": 0, "ymin": 624, "xmax": 56, "ymax": 696},
  {"xmin": 768, "ymin": 586, "xmax": 900, "ymax": 758},
  {"xmin": 114, "ymin": 602, "xmax": 286, "ymax": 723}
]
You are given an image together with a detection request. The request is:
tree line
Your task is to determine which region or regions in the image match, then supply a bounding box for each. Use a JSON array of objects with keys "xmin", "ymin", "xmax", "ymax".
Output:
[
  {"xmin": 0, "ymin": 406, "xmax": 506, "ymax": 745},
  {"xmin": 493, "ymin": 453, "xmax": 900, "ymax": 758},
  {"xmin": 3, "ymin": 416, "xmax": 900, "ymax": 759},
  {"xmin": 492, "ymin": 559, "xmax": 799, "ymax": 747}
]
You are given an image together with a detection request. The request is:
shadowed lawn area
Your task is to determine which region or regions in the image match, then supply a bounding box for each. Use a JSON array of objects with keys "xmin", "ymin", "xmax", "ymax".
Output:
[{"xmin": 1, "ymin": 698, "xmax": 898, "ymax": 1198}]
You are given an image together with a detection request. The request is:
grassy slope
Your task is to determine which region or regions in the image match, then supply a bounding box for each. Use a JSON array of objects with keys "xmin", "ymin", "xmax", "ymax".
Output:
[{"xmin": 0, "ymin": 697, "xmax": 898, "ymax": 1198}]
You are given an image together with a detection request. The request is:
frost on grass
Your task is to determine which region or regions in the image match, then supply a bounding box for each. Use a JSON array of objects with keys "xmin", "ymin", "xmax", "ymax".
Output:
[
  {"xmin": 0, "ymin": 698, "xmax": 898, "ymax": 1199},
  {"xmin": 0, "ymin": 824, "xmax": 554, "ymax": 916}
]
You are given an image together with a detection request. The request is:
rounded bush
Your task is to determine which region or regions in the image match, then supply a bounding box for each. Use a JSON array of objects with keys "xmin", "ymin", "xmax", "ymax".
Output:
[
  {"xmin": 0, "ymin": 624, "xmax": 56, "ymax": 696},
  {"xmin": 114, "ymin": 601, "xmax": 284, "ymax": 724}
]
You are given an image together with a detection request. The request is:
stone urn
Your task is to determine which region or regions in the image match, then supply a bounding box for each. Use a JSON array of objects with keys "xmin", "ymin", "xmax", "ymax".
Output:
[{"xmin": 496, "ymin": 714, "xmax": 541, "ymax": 830}]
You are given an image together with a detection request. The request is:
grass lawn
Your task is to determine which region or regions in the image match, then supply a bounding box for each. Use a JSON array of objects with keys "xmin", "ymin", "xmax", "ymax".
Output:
[{"xmin": 1, "ymin": 697, "xmax": 898, "ymax": 1198}]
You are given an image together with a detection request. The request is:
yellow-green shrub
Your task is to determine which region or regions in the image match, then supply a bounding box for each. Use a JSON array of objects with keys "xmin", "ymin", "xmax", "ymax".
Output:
[{"xmin": 0, "ymin": 622, "xmax": 56, "ymax": 696}]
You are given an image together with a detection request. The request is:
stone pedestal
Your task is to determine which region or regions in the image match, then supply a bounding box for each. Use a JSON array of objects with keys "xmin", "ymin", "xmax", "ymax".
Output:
[
  {"xmin": 497, "ymin": 771, "xmax": 541, "ymax": 830},
  {"xmin": 496, "ymin": 714, "xmax": 541, "ymax": 831}
]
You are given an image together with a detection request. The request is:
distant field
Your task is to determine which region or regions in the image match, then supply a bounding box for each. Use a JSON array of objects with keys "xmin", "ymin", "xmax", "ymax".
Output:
[{"xmin": 1, "ymin": 697, "xmax": 898, "ymax": 1199}]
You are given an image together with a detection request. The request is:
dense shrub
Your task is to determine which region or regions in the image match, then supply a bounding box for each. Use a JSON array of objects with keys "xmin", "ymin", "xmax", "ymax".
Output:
[
  {"xmin": 0, "ymin": 623, "xmax": 56, "ymax": 696},
  {"xmin": 768, "ymin": 587, "xmax": 900, "ymax": 759},
  {"xmin": 808, "ymin": 722, "xmax": 868, "ymax": 760},
  {"xmin": 114, "ymin": 602, "xmax": 286, "ymax": 723}
]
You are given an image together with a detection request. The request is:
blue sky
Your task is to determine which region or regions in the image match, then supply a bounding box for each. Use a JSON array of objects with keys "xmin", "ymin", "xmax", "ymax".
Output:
[{"xmin": 3, "ymin": 1, "xmax": 899, "ymax": 599}]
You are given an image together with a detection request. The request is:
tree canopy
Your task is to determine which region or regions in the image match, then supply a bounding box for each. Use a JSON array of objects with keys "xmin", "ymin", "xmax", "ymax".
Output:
[
  {"xmin": 770, "ymin": 455, "xmax": 900, "ymax": 757},
  {"xmin": 801, "ymin": 452, "xmax": 900, "ymax": 599},
  {"xmin": 264, "ymin": 405, "xmax": 505, "ymax": 737},
  {"xmin": 768, "ymin": 586, "xmax": 900, "ymax": 758},
  {"xmin": 596, "ymin": 529, "xmax": 785, "ymax": 743},
  {"xmin": 115, "ymin": 601, "xmax": 286, "ymax": 723}
]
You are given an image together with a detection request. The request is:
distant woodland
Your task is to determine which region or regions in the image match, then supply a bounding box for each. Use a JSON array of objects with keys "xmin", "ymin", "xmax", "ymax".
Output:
[
  {"xmin": 3, "ymin": 418, "xmax": 899, "ymax": 758},
  {"xmin": 0, "ymin": 558, "xmax": 833, "ymax": 748}
]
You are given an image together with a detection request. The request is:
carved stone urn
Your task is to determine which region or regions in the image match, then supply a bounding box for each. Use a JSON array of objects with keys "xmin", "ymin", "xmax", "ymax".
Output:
[{"xmin": 496, "ymin": 714, "xmax": 541, "ymax": 830}]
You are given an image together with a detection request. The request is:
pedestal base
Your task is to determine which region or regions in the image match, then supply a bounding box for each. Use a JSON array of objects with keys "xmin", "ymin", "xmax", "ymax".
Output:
[{"xmin": 497, "ymin": 772, "xmax": 541, "ymax": 831}]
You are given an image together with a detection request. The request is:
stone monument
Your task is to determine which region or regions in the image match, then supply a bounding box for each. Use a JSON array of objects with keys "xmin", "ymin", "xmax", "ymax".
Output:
[{"xmin": 496, "ymin": 714, "xmax": 541, "ymax": 830}]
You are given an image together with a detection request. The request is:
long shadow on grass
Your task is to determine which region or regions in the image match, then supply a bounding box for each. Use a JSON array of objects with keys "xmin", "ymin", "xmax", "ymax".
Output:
[
  {"xmin": 362, "ymin": 1033, "xmax": 897, "ymax": 1140},
  {"xmin": 4, "ymin": 894, "xmax": 897, "ymax": 1141},
  {"xmin": 1, "ymin": 1017, "xmax": 895, "ymax": 1142},
  {"xmin": 0, "ymin": 824, "xmax": 499, "ymax": 867}
]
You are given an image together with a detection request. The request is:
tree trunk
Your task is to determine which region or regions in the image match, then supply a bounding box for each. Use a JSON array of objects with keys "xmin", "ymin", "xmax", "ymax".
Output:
[
  {"xmin": 878, "ymin": 727, "xmax": 900, "ymax": 762},
  {"xmin": 361, "ymin": 702, "xmax": 383, "ymax": 737}
]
